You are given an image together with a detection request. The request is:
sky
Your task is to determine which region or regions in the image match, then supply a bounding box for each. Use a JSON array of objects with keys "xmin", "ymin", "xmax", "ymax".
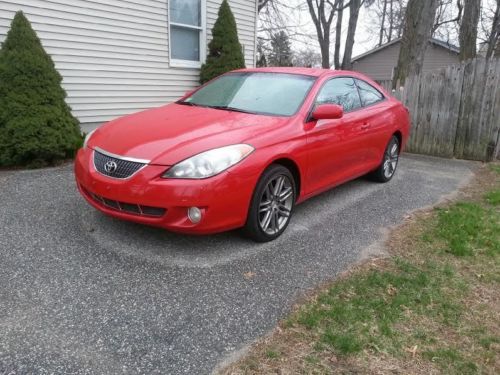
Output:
[
  {"xmin": 259, "ymin": 0, "xmax": 497, "ymax": 62},
  {"xmin": 258, "ymin": 0, "xmax": 394, "ymax": 61}
]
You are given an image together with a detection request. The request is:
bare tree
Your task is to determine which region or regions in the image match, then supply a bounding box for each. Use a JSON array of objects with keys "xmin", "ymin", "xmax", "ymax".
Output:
[
  {"xmin": 366, "ymin": 0, "xmax": 406, "ymax": 46},
  {"xmin": 432, "ymin": 0, "xmax": 463, "ymax": 39},
  {"xmin": 342, "ymin": 0, "xmax": 363, "ymax": 69},
  {"xmin": 388, "ymin": 0, "xmax": 395, "ymax": 39},
  {"xmin": 257, "ymin": 0, "xmax": 306, "ymax": 66},
  {"xmin": 305, "ymin": 0, "xmax": 340, "ymax": 68},
  {"xmin": 258, "ymin": 0, "xmax": 272, "ymax": 12},
  {"xmin": 379, "ymin": 0, "xmax": 389, "ymax": 45},
  {"xmin": 334, "ymin": 0, "xmax": 344, "ymax": 68},
  {"xmin": 293, "ymin": 48, "xmax": 322, "ymax": 67},
  {"xmin": 485, "ymin": 0, "xmax": 500, "ymax": 58},
  {"xmin": 459, "ymin": 0, "xmax": 480, "ymax": 60},
  {"xmin": 390, "ymin": 0, "xmax": 406, "ymax": 39},
  {"xmin": 366, "ymin": 0, "xmax": 484, "ymax": 56},
  {"xmin": 306, "ymin": 0, "xmax": 373, "ymax": 69},
  {"xmin": 393, "ymin": 0, "xmax": 439, "ymax": 86}
]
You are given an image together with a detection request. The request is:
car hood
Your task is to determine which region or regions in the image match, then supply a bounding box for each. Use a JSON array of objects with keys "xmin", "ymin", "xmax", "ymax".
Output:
[{"xmin": 88, "ymin": 103, "xmax": 288, "ymax": 165}]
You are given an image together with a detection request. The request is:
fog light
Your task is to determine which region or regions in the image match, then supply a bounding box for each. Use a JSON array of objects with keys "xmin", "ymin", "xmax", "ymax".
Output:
[{"xmin": 187, "ymin": 207, "xmax": 202, "ymax": 224}]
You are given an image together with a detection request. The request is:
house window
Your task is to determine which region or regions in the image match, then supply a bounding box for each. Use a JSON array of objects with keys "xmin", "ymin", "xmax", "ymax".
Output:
[{"xmin": 169, "ymin": 0, "xmax": 206, "ymax": 67}]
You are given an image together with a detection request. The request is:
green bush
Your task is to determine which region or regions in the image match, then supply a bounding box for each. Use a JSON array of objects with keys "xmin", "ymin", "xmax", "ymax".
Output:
[
  {"xmin": 199, "ymin": 0, "xmax": 245, "ymax": 84},
  {"xmin": 0, "ymin": 11, "xmax": 82, "ymax": 168}
]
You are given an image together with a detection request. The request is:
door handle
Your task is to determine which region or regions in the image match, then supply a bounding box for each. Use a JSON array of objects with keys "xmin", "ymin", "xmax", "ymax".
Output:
[{"xmin": 361, "ymin": 123, "xmax": 371, "ymax": 130}]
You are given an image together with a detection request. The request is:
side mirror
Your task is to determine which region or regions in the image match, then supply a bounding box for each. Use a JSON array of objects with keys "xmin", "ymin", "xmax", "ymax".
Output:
[{"xmin": 311, "ymin": 104, "xmax": 343, "ymax": 120}]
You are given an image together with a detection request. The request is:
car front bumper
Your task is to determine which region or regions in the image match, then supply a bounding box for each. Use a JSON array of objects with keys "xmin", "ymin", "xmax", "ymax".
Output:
[{"xmin": 74, "ymin": 147, "xmax": 257, "ymax": 234}]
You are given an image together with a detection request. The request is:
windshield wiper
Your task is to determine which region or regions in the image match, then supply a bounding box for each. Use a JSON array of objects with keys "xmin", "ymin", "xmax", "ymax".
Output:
[
  {"xmin": 177, "ymin": 102, "xmax": 257, "ymax": 114},
  {"xmin": 177, "ymin": 101, "xmax": 200, "ymax": 107},
  {"xmin": 206, "ymin": 105, "xmax": 257, "ymax": 114}
]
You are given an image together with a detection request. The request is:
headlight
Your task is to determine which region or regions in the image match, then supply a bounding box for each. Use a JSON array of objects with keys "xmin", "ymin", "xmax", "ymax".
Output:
[
  {"xmin": 83, "ymin": 130, "xmax": 96, "ymax": 149},
  {"xmin": 162, "ymin": 144, "xmax": 254, "ymax": 179}
]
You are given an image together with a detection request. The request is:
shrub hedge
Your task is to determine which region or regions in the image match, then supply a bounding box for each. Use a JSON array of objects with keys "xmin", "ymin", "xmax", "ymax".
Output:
[
  {"xmin": 199, "ymin": 0, "xmax": 245, "ymax": 84},
  {"xmin": 0, "ymin": 11, "xmax": 82, "ymax": 168}
]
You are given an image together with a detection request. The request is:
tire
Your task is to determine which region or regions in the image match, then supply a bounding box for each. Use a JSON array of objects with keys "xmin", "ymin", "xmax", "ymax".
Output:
[
  {"xmin": 370, "ymin": 135, "xmax": 400, "ymax": 183},
  {"xmin": 243, "ymin": 164, "xmax": 296, "ymax": 242}
]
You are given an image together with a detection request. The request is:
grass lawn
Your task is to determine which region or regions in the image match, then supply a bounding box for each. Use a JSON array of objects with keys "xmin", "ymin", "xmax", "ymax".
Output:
[{"xmin": 221, "ymin": 163, "xmax": 500, "ymax": 375}]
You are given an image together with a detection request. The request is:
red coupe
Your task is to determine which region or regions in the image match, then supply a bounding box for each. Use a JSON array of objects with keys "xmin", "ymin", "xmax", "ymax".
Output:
[{"xmin": 75, "ymin": 67, "xmax": 410, "ymax": 242}]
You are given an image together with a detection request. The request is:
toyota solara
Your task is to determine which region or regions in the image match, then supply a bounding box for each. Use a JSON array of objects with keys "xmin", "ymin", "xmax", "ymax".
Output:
[{"xmin": 75, "ymin": 67, "xmax": 410, "ymax": 242}]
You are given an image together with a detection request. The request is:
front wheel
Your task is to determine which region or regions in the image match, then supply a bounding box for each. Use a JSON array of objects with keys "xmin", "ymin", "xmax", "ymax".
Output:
[
  {"xmin": 370, "ymin": 136, "xmax": 400, "ymax": 182},
  {"xmin": 243, "ymin": 165, "xmax": 296, "ymax": 242}
]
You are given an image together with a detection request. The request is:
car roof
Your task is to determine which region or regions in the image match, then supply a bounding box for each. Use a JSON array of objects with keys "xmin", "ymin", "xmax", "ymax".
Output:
[{"xmin": 233, "ymin": 67, "xmax": 368, "ymax": 79}]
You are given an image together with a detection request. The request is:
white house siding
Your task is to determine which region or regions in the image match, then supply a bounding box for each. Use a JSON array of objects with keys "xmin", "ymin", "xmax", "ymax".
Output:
[{"xmin": 0, "ymin": 0, "xmax": 257, "ymax": 126}]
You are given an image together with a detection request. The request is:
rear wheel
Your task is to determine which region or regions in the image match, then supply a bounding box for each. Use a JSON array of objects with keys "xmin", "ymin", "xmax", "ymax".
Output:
[
  {"xmin": 370, "ymin": 136, "xmax": 400, "ymax": 182},
  {"xmin": 243, "ymin": 165, "xmax": 296, "ymax": 242}
]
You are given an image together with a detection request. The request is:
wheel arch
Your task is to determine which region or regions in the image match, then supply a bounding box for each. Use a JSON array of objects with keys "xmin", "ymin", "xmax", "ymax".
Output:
[
  {"xmin": 393, "ymin": 130, "xmax": 402, "ymax": 149},
  {"xmin": 267, "ymin": 157, "xmax": 302, "ymax": 201}
]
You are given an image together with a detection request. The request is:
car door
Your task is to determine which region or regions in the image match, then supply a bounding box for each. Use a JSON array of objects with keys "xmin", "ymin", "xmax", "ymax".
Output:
[
  {"xmin": 354, "ymin": 78, "xmax": 391, "ymax": 167},
  {"xmin": 304, "ymin": 77, "xmax": 371, "ymax": 196}
]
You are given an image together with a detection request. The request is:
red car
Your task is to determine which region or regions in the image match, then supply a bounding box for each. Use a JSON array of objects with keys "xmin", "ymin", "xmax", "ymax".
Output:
[{"xmin": 75, "ymin": 67, "xmax": 410, "ymax": 242}]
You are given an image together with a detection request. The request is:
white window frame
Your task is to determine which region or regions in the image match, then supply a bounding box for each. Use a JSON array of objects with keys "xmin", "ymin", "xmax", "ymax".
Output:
[{"xmin": 168, "ymin": 0, "xmax": 207, "ymax": 68}]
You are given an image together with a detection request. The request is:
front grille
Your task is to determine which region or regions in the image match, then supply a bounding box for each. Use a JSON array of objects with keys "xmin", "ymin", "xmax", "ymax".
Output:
[
  {"xmin": 93, "ymin": 149, "xmax": 146, "ymax": 179},
  {"xmin": 81, "ymin": 186, "xmax": 166, "ymax": 218}
]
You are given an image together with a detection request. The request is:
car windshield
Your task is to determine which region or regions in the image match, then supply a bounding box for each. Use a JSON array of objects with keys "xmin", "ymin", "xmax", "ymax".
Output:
[{"xmin": 179, "ymin": 72, "xmax": 316, "ymax": 116}]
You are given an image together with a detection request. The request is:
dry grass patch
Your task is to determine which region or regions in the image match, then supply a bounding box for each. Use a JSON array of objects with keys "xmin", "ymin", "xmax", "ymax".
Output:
[{"xmin": 220, "ymin": 163, "xmax": 499, "ymax": 375}]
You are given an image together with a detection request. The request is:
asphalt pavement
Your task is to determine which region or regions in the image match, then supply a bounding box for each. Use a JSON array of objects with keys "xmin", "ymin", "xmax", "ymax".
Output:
[{"xmin": 0, "ymin": 154, "xmax": 477, "ymax": 374}]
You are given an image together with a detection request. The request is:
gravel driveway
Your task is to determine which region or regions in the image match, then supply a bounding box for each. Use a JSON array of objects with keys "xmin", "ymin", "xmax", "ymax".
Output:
[{"xmin": 0, "ymin": 154, "xmax": 476, "ymax": 374}]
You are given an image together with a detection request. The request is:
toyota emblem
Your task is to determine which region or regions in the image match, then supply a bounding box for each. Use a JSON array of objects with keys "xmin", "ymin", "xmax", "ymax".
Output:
[{"xmin": 104, "ymin": 160, "xmax": 118, "ymax": 173}]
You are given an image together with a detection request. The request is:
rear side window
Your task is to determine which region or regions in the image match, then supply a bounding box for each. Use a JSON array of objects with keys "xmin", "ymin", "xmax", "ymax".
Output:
[
  {"xmin": 355, "ymin": 79, "xmax": 384, "ymax": 106},
  {"xmin": 316, "ymin": 77, "xmax": 361, "ymax": 112}
]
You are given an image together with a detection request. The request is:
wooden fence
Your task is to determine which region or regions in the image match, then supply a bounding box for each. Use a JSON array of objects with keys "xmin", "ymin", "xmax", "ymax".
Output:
[
  {"xmin": 377, "ymin": 80, "xmax": 393, "ymax": 92},
  {"xmin": 389, "ymin": 57, "xmax": 500, "ymax": 161}
]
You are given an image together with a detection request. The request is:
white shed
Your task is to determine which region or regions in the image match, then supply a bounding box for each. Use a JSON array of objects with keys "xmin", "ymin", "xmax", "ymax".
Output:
[{"xmin": 0, "ymin": 0, "xmax": 258, "ymax": 130}]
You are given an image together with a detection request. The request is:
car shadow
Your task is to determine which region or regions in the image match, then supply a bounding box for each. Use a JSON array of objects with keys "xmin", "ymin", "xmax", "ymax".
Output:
[{"xmin": 75, "ymin": 173, "xmax": 384, "ymax": 267}]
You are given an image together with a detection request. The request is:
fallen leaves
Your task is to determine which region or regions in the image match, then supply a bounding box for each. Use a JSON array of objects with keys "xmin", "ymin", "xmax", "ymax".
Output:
[
  {"xmin": 244, "ymin": 271, "xmax": 256, "ymax": 280},
  {"xmin": 386, "ymin": 284, "xmax": 398, "ymax": 296},
  {"xmin": 405, "ymin": 345, "xmax": 419, "ymax": 358}
]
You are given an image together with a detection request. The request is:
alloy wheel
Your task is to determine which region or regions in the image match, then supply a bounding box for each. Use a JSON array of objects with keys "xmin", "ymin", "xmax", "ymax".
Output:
[
  {"xmin": 383, "ymin": 140, "xmax": 399, "ymax": 179},
  {"xmin": 258, "ymin": 175, "xmax": 294, "ymax": 235}
]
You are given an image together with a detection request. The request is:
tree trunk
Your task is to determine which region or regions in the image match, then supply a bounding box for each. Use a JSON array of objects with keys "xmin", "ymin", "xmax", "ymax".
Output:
[
  {"xmin": 379, "ymin": 0, "xmax": 388, "ymax": 46},
  {"xmin": 341, "ymin": 0, "xmax": 361, "ymax": 70},
  {"xmin": 306, "ymin": 0, "xmax": 336, "ymax": 69},
  {"xmin": 334, "ymin": 0, "xmax": 344, "ymax": 69},
  {"xmin": 486, "ymin": 0, "xmax": 500, "ymax": 58},
  {"xmin": 459, "ymin": 0, "xmax": 480, "ymax": 61},
  {"xmin": 258, "ymin": 0, "xmax": 271, "ymax": 13},
  {"xmin": 320, "ymin": 37, "xmax": 330, "ymax": 68},
  {"xmin": 393, "ymin": 0, "xmax": 438, "ymax": 88},
  {"xmin": 388, "ymin": 0, "xmax": 394, "ymax": 41}
]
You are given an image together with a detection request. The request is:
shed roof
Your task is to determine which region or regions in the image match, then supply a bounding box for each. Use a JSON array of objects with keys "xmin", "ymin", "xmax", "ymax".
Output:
[{"xmin": 352, "ymin": 38, "xmax": 459, "ymax": 62}]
